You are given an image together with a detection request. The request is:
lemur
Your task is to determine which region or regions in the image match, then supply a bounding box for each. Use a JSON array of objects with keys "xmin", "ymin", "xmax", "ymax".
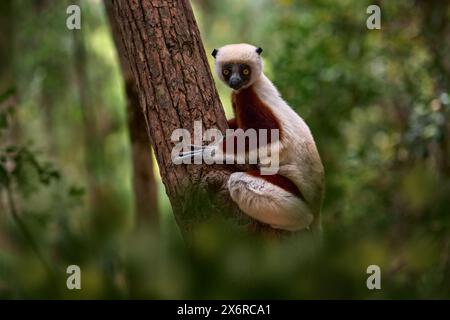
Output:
[{"xmin": 180, "ymin": 43, "xmax": 324, "ymax": 232}]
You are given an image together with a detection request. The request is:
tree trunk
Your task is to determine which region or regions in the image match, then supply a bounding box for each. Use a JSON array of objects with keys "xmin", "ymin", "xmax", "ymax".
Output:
[
  {"xmin": 108, "ymin": 0, "xmax": 274, "ymax": 241},
  {"xmin": 0, "ymin": 0, "xmax": 20, "ymax": 144},
  {"xmin": 0, "ymin": 0, "xmax": 17, "ymax": 220},
  {"xmin": 105, "ymin": 0, "xmax": 159, "ymax": 227},
  {"xmin": 0, "ymin": 0, "xmax": 13, "ymax": 95},
  {"xmin": 72, "ymin": 4, "xmax": 107, "ymax": 214}
]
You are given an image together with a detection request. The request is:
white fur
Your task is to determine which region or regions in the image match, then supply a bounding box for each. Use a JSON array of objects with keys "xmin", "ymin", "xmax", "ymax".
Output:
[
  {"xmin": 216, "ymin": 43, "xmax": 325, "ymax": 231},
  {"xmin": 228, "ymin": 172, "xmax": 313, "ymax": 231}
]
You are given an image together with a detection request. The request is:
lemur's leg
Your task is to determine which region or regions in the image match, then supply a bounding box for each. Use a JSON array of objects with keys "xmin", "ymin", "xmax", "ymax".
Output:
[{"xmin": 227, "ymin": 172, "xmax": 313, "ymax": 231}]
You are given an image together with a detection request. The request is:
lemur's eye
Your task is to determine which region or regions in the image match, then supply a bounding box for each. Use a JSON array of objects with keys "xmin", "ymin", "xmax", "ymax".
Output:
[
  {"xmin": 242, "ymin": 68, "xmax": 250, "ymax": 76},
  {"xmin": 223, "ymin": 69, "xmax": 230, "ymax": 76}
]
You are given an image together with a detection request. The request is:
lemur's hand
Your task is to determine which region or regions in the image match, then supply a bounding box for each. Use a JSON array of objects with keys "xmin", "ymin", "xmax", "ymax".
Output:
[{"xmin": 173, "ymin": 137, "xmax": 225, "ymax": 164}]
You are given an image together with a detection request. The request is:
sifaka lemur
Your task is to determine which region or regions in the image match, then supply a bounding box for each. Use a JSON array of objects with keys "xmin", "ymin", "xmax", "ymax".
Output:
[{"xmin": 179, "ymin": 43, "xmax": 324, "ymax": 232}]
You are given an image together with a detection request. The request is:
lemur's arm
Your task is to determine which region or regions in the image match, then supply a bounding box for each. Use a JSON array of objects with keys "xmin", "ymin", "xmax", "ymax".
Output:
[
  {"xmin": 174, "ymin": 125, "xmax": 279, "ymax": 164},
  {"xmin": 176, "ymin": 97, "xmax": 281, "ymax": 164}
]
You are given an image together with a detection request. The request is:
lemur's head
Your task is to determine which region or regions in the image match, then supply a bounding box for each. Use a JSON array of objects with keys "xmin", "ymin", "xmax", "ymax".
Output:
[{"xmin": 212, "ymin": 43, "xmax": 263, "ymax": 91}]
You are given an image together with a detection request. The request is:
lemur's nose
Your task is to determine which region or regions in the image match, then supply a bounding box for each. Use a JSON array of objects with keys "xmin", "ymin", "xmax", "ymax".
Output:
[{"xmin": 229, "ymin": 76, "xmax": 243, "ymax": 89}]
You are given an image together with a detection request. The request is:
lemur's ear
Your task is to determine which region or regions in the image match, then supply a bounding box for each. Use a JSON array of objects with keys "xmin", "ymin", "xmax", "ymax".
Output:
[
  {"xmin": 211, "ymin": 48, "xmax": 218, "ymax": 58},
  {"xmin": 256, "ymin": 47, "xmax": 263, "ymax": 55}
]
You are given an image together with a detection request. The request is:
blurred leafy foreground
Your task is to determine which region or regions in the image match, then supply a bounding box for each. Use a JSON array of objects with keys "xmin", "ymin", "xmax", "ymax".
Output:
[{"xmin": 0, "ymin": 0, "xmax": 450, "ymax": 298}]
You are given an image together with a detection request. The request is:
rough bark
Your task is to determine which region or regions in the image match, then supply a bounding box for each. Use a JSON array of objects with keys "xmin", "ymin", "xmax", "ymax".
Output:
[
  {"xmin": 109, "ymin": 0, "xmax": 275, "ymax": 240},
  {"xmin": 105, "ymin": 0, "xmax": 159, "ymax": 226}
]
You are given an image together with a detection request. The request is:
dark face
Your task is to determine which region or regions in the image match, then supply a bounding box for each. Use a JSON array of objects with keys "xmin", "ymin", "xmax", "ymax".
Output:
[{"xmin": 222, "ymin": 63, "xmax": 252, "ymax": 90}]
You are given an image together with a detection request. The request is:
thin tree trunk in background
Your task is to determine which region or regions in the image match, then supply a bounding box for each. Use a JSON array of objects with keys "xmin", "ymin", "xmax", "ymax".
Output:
[
  {"xmin": 0, "ymin": 0, "xmax": 13, "ymax": 95},
  {"xmin": 0, "ymin": 0, "xmax": 15, "ymax": 217},
  {"xmin": 105, "ymin": 0, "xmax": 159, "ymax": 227},
  {"xmin": 0, "ymin": 0, "xmax": 20, "ymax": 144},
  {"xmin": 72, "ymin": 9, "xmax": 104, "ymax": 212},
  {"xmin": 126, "ymin": 82, "xmax": 160, "ymax": 226},
  {"xmin": 34, "ymin": 0, "xmax": 57, "ymax": 156},
  {"xmin": 109, "ymin": 0, "xmax": 276, "ymax": 241},
  {"xmin": 0, "ymin": 0, "xmax": 20, "ymax": 256}
]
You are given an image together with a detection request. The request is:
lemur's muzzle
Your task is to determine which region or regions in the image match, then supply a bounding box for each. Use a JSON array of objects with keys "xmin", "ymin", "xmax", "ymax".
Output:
[{"xmin": 229, "ymin": 75, "xmax": 243, "ymax": 90}]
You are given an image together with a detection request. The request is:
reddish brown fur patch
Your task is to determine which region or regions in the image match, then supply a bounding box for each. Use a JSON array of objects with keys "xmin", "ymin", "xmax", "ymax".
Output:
[
  {"xmin": 232, "ymin": 86, "xmax": 281, "ymax": 137},
  {"xmin": 247, "ymin": 169, "xmax": 304, "ymax": 200},
  {"xmin": 227, "ymin": 118, "xmax": 238, "ymax": 130},
  {"xmin": 226, "ymin": 86, "xmax": 303, "ymax": 200},
  {"xmin": 222, "ymin": 86, "xmax": 281, "ymax": 153}
]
